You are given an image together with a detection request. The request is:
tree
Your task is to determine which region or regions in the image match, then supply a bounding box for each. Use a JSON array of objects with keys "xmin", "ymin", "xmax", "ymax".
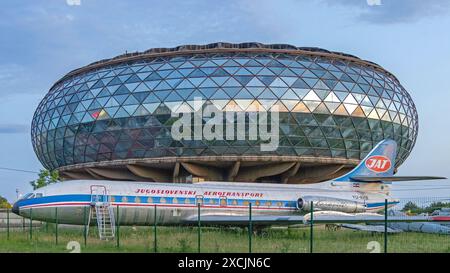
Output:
[
  {"xmin": 0, "ymin": 196, "xmax": 11, "ymax": 209},
  {"xmin": 401, "ymin": 200, "xmax": 450, "ymax": 214},
  {"xmin": 29, "ymin": 169, "xmax": 60, "ymax": 190},
  {"xmin": 402, "ymin": 201, "xmax": 420, "ymax": 213}
]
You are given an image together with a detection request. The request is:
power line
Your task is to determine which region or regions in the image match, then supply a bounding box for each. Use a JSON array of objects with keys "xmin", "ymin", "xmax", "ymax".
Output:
[{"xmin": 0, "ymin": 167, "xmax": 39, "ymax": 174}]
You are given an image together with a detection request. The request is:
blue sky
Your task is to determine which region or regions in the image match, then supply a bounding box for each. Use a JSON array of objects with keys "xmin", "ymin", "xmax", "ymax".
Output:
[{"xmin": 0, "ymin": 0, "xmax": 449, "ymax": 201}]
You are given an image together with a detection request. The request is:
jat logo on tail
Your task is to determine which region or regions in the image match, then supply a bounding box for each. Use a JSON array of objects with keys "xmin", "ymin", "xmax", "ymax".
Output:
[{"xmin": 365, "ymin": 156, "xmax": 391, "ymax": 173}]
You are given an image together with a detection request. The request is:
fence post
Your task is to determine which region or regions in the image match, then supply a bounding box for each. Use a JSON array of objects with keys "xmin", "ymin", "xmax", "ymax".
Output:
[
  {"xmin": 248, "ymin": 202, "xmax": 252, "ymax": 254},
  {"xmin": 153, "ymin": 205, "xmax": 157, "ymax": 253},
  {"xmin": 197, "ymin": 203, "xmax": 201, "ymax": 253},
  {"xmin": 83, "ymin": 206, "xmax": 87, "ymax": 246},
  {"xmin": 6, "ymin": 208, "xmax": 10, "ymax": 240},
  {"xmin": 55, "ymin": 207, "xmax": 58, "ymax": 245},
  {"xmin": 29, "ymin": 208, "xmax": 33, "ymax": 240},
  {"xmin": 310, "ymin": 201, "xmax": 314, "ymax": 253},
  {"xmin": 116, "ymin": 205, "xmax": 120, "ymax": 248},
  {"xmin": 384, "ymin": 199, "xmax": 388, "ymax": 253}
]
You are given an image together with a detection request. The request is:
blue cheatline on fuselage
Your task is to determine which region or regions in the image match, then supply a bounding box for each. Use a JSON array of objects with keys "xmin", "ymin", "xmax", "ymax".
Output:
[{"xmin": 16, "ymin": 193, "xmax": 399, "ymax": 211}]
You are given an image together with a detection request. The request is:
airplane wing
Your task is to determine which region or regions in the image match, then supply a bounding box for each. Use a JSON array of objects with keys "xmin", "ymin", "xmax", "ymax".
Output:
[
  {"xmin": 302, "ymin": 211, "xmax": 433, "ymax": 223},
  {"xmin": 182, "ymin": 215, "xmax": 305, "ymax": 226},
  {"xmin": 350, "ymin": 176, "xmax": 447, "ymax": 182},
  {"xmin": 182, "ymin": 211, "xmax": 436, "ymax": 226},
  {"xmin": 339, "ymin": 223, "xmax": 402, "ymax": 233}
]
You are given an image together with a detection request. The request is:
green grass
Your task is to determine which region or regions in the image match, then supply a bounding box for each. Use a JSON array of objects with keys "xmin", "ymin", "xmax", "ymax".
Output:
[{"xmin": 0, "ymin": 224, "xmax": 449, "ymax": 253}]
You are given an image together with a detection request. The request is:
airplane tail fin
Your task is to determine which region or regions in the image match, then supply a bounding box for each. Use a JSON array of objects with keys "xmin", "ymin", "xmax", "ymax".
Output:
[{"xmin": 334, "ymin": 139, "xmax": 397, "ymax": 182}]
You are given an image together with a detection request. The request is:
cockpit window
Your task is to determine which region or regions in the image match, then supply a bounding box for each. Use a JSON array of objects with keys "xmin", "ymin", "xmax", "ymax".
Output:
[
  {"xmin": 20, "ymin": 193, "xmax": 34, "ymax": 200},
  {"xmin": 35, "ymin": 193, "xmax": 43, "ymax": 198}
]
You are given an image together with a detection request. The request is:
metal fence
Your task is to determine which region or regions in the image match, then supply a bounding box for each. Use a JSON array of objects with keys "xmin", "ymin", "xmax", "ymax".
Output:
[{"xmin": 0, "ymin": 197, "xmax": 449, "ymax": 253}]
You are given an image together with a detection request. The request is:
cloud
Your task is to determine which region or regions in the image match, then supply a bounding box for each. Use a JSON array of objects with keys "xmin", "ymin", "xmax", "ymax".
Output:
[
  {"xmin": 322, "ymin": 0, "xmax": 450, "ymax": 24},
  {"xmin": 0, "ymin": 124, "xmax": 29, "ymax": 134}
]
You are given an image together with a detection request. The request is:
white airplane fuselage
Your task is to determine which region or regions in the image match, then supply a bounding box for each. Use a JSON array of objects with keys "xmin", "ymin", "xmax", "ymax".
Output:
[{"xmin": 13, "ymin": 179, "xmax": 397, "ymax": 226}]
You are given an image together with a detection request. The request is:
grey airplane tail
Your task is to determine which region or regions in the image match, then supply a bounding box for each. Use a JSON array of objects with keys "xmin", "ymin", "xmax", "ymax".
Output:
[{"xmin": 334, "ymin": 139, "xmax": 446, "ymax": 183}]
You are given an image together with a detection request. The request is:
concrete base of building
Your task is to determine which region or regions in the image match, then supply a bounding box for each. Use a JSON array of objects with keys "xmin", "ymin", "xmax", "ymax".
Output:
[{"xmin": 57, "ymin": 156, "xmax": 359, "ymax": 184}]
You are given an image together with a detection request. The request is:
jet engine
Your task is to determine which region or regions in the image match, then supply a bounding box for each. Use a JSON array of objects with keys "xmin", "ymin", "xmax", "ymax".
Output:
[{"xmin": 297, "ymin": 196, "xmax": 366, "ymax": 213}]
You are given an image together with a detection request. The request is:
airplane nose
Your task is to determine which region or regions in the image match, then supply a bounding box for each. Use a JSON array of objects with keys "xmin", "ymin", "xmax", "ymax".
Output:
[{"xmin": 12, "ymin": 201, "xmax": 20, "ymax": 215}]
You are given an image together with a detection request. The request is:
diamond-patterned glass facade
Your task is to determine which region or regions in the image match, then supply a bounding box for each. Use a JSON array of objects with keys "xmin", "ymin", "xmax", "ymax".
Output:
[{"xmin": 31, "ymin": 47, "xmax": 418, "ymax": 172}]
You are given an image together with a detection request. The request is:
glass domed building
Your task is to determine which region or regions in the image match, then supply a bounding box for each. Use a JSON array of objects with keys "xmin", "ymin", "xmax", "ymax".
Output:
[{"xmin": 31, "ymin": 42, "xmax": 418, "ymax": 183}]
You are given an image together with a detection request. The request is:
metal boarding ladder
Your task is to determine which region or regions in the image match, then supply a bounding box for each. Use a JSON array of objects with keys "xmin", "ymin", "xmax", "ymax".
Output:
[{"xmin": 88, "ymin": 185, "xmax": 115, "ymax": 240}]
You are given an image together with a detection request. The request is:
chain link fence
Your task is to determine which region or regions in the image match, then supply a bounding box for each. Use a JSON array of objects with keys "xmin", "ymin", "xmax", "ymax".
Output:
[{"xmin": 0, "ymin": 197, "xmax": 449, "ymax": 253}]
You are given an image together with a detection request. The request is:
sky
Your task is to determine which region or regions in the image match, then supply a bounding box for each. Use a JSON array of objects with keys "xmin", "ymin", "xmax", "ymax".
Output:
[{"xmin": 0, "ymin": 0, "xmax": 449, "ymax": 202}]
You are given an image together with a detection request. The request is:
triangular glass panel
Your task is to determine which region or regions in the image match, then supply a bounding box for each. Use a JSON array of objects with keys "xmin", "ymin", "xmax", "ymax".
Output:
[
  {"xmin": 154, "ymin": 90, "xmax": 170, "ymax": 101},
  {"xmin": 223, "ymin": 59, "xmax": 240, "ymax": 67},
  {"xmin": 125, "ymin": 74, "xmax": 141, "ymax": 83},
  {"xmin": 303, "ymin": 78, "xmax": 318, "ymax": 88},
  {"xmin": 134, "ymin": 83, "xmax": 150, "ymax": 93},
  {"xmin": 292, "ymin": 102, "xmax": 310, "ymax": 113},
  {"xmin": 133, "ymin": 92, "xmax": 149, "ymax": 103},
  {"xmin": 91, "ymin": 80, "xmax": 105, "ymax": 89},
  {"xmin": 246, "ymin": 77, "xmax": 265, "ymax": 87},
  {"xmin": 123, "ymin": 104, "xmax": 139, "ymax": 115},
  {"xmin": 324, "ymin": 102, "xmax": 340, "ymax": 113},
  {"xmin": 223, "ymin": 77, "xmax": 241, "ymax": 87},
  {"xmin": 234, "ymin": 76, "xmax": 253, "ymax": 85},
  {"xmin": 125, "ymin": 82, "xmax": 140, "ymax": 92},
  {"xmin": 211, "ymin": 68, "xmax": 230, "ymax": 77},
  {"xmin": 210, "ymin": 89, "xmax": 230, "ymax": 100},
  {"xmin": 279, "ymin": 69, "xmax": 297, "ymax": 77},
  {"xmin": 281, "ymin": 89, "xmax": 299, "ymax": 100},
  {"xmin": 114, "ymin": 85, "xmax": 130, "ymax": 95},
  {"xmin": 136, "ymin": 72, "xmax": 151, "ymax": 81},
  {"xmin": 314, "ymin": 103, "xmax": 330, "ymax": 114},
  {"xmin": 154, "ymin": 81, "xmax": 172, "ymax": 91},
  {"xmin": 258, "ymin": 88, "xmax": 277, "ymax": 99},
  {"xmin": 210, "ymin": 77, "xmax": 229, "ymax": 86},
  {"xmin": 223, "ymin": 66, "xmax": 240, "ymax": 75},
  {"xmin": 165, "ymin": 91, "xmax": 183, "ymax": 102},
  {"xmin": 114, "ymin": 107, "xmax": 130, "ymax": 118},
  {"xmin": 270, "ymin": 78, "xmax": 288, "ymax": 87},
  {"xmin": 258, "ymin": 99, "xmax": 277, "ymax": 111},
  {"xmin": 292, "ymin": 88, "xmax": 310, "ymax": 99},
  {"xmin": 188, "ymin": 77, "xmax": 206, "ymax": 87},
  {"xmin": 314, "ymin": 90, "xmax": 329, "ymax": 100},
  {"xmin": 324, "ymin": 91, "xmax": 340, "ymax": 102},
  {"xmin": 179, "ymin": 68, "xmax": 195, "ymax": 77},
  {"xmin": 334, "ymin": 104, "xmax": 348, "ymax": 116},
  {"xmin": 304, "ymin": 101, "xmax": 320, "ymax": 112},
  {"xmin": 142, "ymin": 103, "xmax": 160, "ymax": 114},
  {"xmin": 281, "ymin": 100, "xmax": 298, "ymax": 111},
  {"xmin": 199, "ymin": 78, "xmax": 218, "ymax": 88},
  {"xmin": 289, "ymin": 78, "xmax": 310, "ymax": 90},
  {"xmin": 302, "ymin": 70, "xmax": 317, "ymax": 78},
  {"xmin": 304, "ymin": 90, "xmax": 321, "ymax": 101},
  {"xmin": 142, "ymin": 93, "xmax": 161, "ymax": 103},
  {"xmin": 187, "ymin": 89, "xmax": 205, "ymax": 101},
  {"xmin": 166, "ymin": 78, "xmax": 182, "ymax": 88},
  {"xmin": 123, "ymin": 95, "xmax": 139, "ymax": 105},
  {"xmin": 351, "ymin": 106, "xmax": 365, "ymax": 117},
  {"xmin": 343, "ymin": 103, "xmax": 358, "ymax": 114},
  {"xmin": 107, "ymin": 77, "xmax": 122, "ymax": 86},
  {"xmin": 143, "ymin": 80, "xmax": 160, "ymax": 90},
  {"xmin": 234, "ymin": 89, "xmax": 253, "ymax": 99},
  {"xmin": 257, "ymin": 67, "xmax": 276, "ymax": 76},
  {"xmin": 189, "ymin": 69, "xmax": 207, "ymax": 77},
  {"xmin": 177, "ymin": 79, "xmax": 196, "ymax": 89},
  {"xmin": 144, "ymin": 72, "xmax": 163, "ymax": 81}
]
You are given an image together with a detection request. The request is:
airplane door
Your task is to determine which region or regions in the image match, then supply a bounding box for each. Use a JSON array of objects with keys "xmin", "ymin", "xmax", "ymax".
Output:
[{"xmin": 90, "ymin": 185, "xmax": 108, "ymax": 203}]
